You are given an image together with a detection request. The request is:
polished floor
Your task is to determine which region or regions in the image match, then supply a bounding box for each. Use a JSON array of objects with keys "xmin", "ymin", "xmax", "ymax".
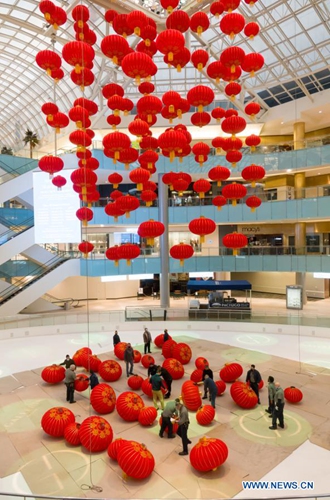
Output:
[{"xmin": 1, "ymin": 318, "xmax": 330, "ymax": 499}]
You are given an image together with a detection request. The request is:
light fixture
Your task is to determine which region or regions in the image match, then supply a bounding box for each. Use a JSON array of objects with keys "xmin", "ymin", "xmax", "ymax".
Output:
[
  {"xmin": 101, "ymin": 276, "xmax": 127, "ymax": 282},
  {"xmin": 319, "ymin": 111, "xmax": 322, "ymax": 114},
  {"xmin": 287, "ymin": 169, "xmax": 292, "ymax": 173}
]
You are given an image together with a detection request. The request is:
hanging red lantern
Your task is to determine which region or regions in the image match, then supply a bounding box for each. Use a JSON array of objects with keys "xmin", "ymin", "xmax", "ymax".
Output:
[
  {"xmin": 36, "ymin": 50, "xmax": 61, "ymax": 75},
  {"xmin": 105, "ymin": 204, "xmax": 125, "ymax": 223},
  {"xmin": 102, "ymin": 83, "xmax": 124, "ymax": 99},
  {"xmin": 138, "ymin": 219, "xmax": 165, "ymax": 246},
  {"xmin": 41, "ymin": 407, "xmax": 75, "ymax": 437},
  {"xmin": 117, "ymin": 442, "xmax": 155, "ymax": 480},
  {"xmin": 62, "ymin": 41, "xmax": 94, "ymax": 73},
  {"xmin": 49, "ymin": 4, "xmax": 67, "ymax": 28},
  {"xmin": 242, "ymin": 164, "xmax": 265, "ymax": 186},
  {"xmin": 161, "ymin": 358, "xmax": 184, "ymax": 380},
  {"xmin": 41, "ymin": 102, "xmax": 58, "ymax": 121},
  {"xmin": 245, "ymin": 134, "xmax": 261, "ymax": 151},
  {"xmin": 38, "ymin": 155, "xmax": 64, "ymax": 177},
  {"xmin": 244, "ymin": 22, "xmax": 260, "ymax": 39},
  {"xmin": 220, "ymin": 362, "xmax": 243, "ymax": 382},
  {"xmin": 118, "ymin": 148, "xmax": 139, "ymax": 170},
  {"xmin": 140, "ymin": 25, "xmax": 157, "ymax": 47},
  {"xmin": 284, "ymin": 386, "xmax": 303, "ymax": 403},
  {"xmin": 181, "ymin": 380, "xmax": 202, "ymax": 411},
  {"xmin": 223, "ymin": 232, "xmax": 248, "ymax": 255},
  {"xmin": 154, "ymin": 333, "xmax": 172, "ymax": 348},
  {"xmin": 211, "ymin": 137, "xmax": 224, "ymax": 154},
  {"xmin": 116, "ymin": 392, "xmax": 145, "ymax": 421},
  {"xmin": 210, "ymin": 1, "xmax": 225, "ymax": 16},
  {"xmin": 190, "ymin": 12, "xmax": 210, "ymax": 35},
  {"xmin": 230, "ymin": 382, "xmax": 258, "ymax": 408},
  {"xmin": 156, "ymin": 29, "xmax": 185, "ymax": 62},
  {"xmin": 222, "ymin": 0, "xmax": 240, "ymax": 11},
  {"xmin": 207, "ymin": 61, "xmax": 225, "ymax": 83},
  {"xmin": 166, "ymin": 10, "xmax": 190, "ymax": 33},
  {"xmin": 192, "ymin": 142, "xmax": 210, "ymax": 167},
  {"xmin": 105, "ymin": 245, "xmax": 121, "ymax": 266},
  {"xmin": 114, "ymin": 342, "xmax": 128, "ymax": 361},
  {"xmin": 109, "ymin": 190, "xmax": 123, "ymax": 201},
  {"xmin": 90, "ymin": 383, "xmax": 116, "ymax": 414},
  {"xmin": 222, "ymin": 183, "xmax": 247, "ymax": 206},
  {"xmin": 222, "ymin": 136, "xmax": 243, "ymax": 152},
  {"xmin": 107, "ymin": 95, "xmax": 125, "ymax": 116},
  {"xmin": 195, "ymin": 357, "xmax": 209, "ymax": 370},
  {"xmin": 47, "ymin": 112, "xmax": 69, "ymax": 133},
  {"xmin": 158, "ymin": 130, "xmax": 187, "ymax": 162},
  {"xmin": 139, "ymin": 150, "xmax": 159, "ymax": 169},
  {"xmin": 191, "ymin": 49, "xmax": 209, "ymax": 72},
  {"xmin": 138, "ymin": 407, "xmax": 158, "ymax": 426},
  {"xmin": 172, "ymin": 343, "xmax": 192, "ymax": 365},
  {"xmin": 245, "ymin": 102, "xmax": 261, "ymax": 118},
  {"xmin": 69, "ymin": 130, "xmax": 92, "ymax": 152},
  {"xmin": 162, "ymin": 339, "xmax": 178, "ymax": 359},
  {"xmin": 64, "ymin": 422, "xmax": 81, "ymax": 446},
  {"xmin": 103, "ymin": 132, "xmax": 131, "ymax": 162},
  {"xmin": 68, "ymin": 105, "xmax": 90, "ymax": 129},
  {"xmin": 76, "ymin": 207, "xmax": 93, "ymax": 227},
  {"xmin": 99, "ymin": 360, "xmax": 122, "ymax": 382},
  {"xmin": 170, "ymin": 243, "xmax": 194, "ymax": 266},
  {"xmin": 121, "ymin": 52, "xmax": 157, "ymax": 84},
  {"xmin": 216, "ymin": 380, "xmax": 227, "ymax": 395},
  {"xmin": 118, "ymin": 243, "xmax": 140, "ymax": 266},
  {"xmin": 162, "ymin": 91, "xmax": 182, "ymax": 113},
  {"xmin": 190, "ymin": 369, "xmax": 203, "ymax": 383},
  {"xmin": 160, "ymin": 0, "xmax": 179, "ymax": 12},
  {"xmin": 221, "ymin": 116, "xmax": 246, "ymax": 136},
  {"xmin": 246, "ymin": 195, "xmax": 262, "ymax": 212},
  {"xmin": 138, "ymin": 82, "xmax": 155, "ymax": 95},
  {"xmin": 79, "ymin": 416, "xmax": 113, "ymax": 452},
  {"xmin": 129, "ymin": 168, "xmax": 150, "ymax": 191},
  {"xmin": 112, "ymin": 13, "xmax": 134, "ymax": 38},
  {"xmin": 141, "ymin": 190, "xmax": 157, "ymax": 207},
  {"xmin": 208, "ymin": 166, "xmax": 230, "ymax": 186},
  {"xmin": 74, "ymin": 97, "xmax": 98, "ymax": 116},
  {"xmin": 189, "ymin": 216, "xmax": 216, "ymax": 243},
  {"xmin": 137, "ymin": 95, "xmax": 163, "ymax": 124},
  {"xmin": 141, "ymin": 354, "xmax": 155, "ymax": 368},
  {"xmin": 78, "ymin": 241, "xmax": 94, "ymax": 258},
  {"xmin": 52, "ymin": 175, "xmax": 66, "ymax": 190},
  {"xmin": 104, "ymin": 8, "xmax": 117, "ymax": 24},
  {"xmin": 226, "ymin": 150, "xmax": 242, "ymax": 167},
  {"xmin": 127, "ymin": 10, "xmax": 148, "ymax": 36},
  {"xmin": 225, "ymin": 82, "xmax": 242, "ymax": 101},
  {"xmin": 41, "ymin": 365, "xmax": 65, "ymax": 384},
  {"xmin": 71, "ymin": 68, "xmax": 95, "ymax": 91},
  {"xmin": 193, "ymin": 179, "xmax": 211, "ymax": 198},
  {"xmin": 191, "ymin": 112, "xmax": 211, "ymax": 128},
  {"xmin": 39, "ymin": 0, "xmax": 55, "ymax": 21},
  {"xmin": 196, "ymin": 405, "xmax": 216, "ymax": 426},
  {"xmin": 220, "ymin": 46, "xmax": 245, "ymax": 73},
  {"xmin": 187, "ymin": 85, "xmax": 214, "ymax": 112},
  {"xmin": 190, "ymin": 437, "xmax": 229, "ymax": 472},
  {"xmin": 165, "ymin": 47, "xmax": 191, "ymax": 72},
  {"xmin": 128, "ymin": 119, "xmax": 150, "ymax": 139},
  {"xmin": 128, "ymin": 375, "xmax": 144, "ymax": 391},
  {"xmin": 108, "ymin": 173, "xmax": 123, "ymax": 189},
  {"xmin": 74, "ymin": 374, "xmax": 89, "ymax": 392},
  {"xmin": 242, "ymin": 53, "xmax": 265, "ymax": 76},
  {"xmin": 211, "ymin": 108, "xmax": 226, "ymax": 122},
  {"xmin": 220, "ymin": 13, "xmax": 245, "ymax": 38},
  {"xmin": 50, "ymin": 67, "xmax": 64, "ymax": 82},
  {"xmin": 136, "ymin": 39, "xmax": 158, "ymax": 58},
  {"xmin": 212, "ymin": 195, "xmax": 227, "ymax": 210}
]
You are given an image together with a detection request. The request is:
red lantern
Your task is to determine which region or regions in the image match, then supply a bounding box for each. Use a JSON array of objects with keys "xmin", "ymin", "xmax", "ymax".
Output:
[
  {"xmin": 102, "ymin": 83, "xmax": 124, "ymax": 99},
  {"xmin": 208, "ymin": 166, "xmax": 230, "ymax": 186},
  {"xmin": 220, "ymin": 13, "xmax": 245, "ymax": 38},
  {"xmin": 36, "ymin": 50, "xmax": 61, "ymax": 75},
  {"xmin": 129, "ymin": 167, "xmax": 150, "ymax": 191},
  {"xmin": 64, "ymin": 422, "xmax": 81, "ymax": 446},
  {"xmin": 105, "ymin": 205, "xmax": 125, "ymax": 223},
  {"xmin": 226, "ymin": 149, "xmax": 242, "ymax": 167},
  {"xmin": 103, "ymin": 132, "xmax": 131, "ymax": 162},
  {"xmin": 172, "ymin": 178, "xmax": 189, "ymax": 195},
  {"xmin": 242, "ymin": 53, "xmax": 264, "ymax": 76},
  {"xmin": 181, "ymin": 380, "xmax": 202, "ymax": 411},
  {"xmin": 137, "ymin": 96, "xmax": 163, "ymax": 124},
  {"xmin": 187, "ymin": 85, "xmax": 214, "ymax": 113},
  {"xmin": 134, "ymin": 350, "xmax": 142, "ymax": 363},
  {"xmin": 74, "ymin": 97, "xmax": 98, "ymax": 116},
  {"xmin": 141, "ymin": 378, "xmax": 153, "ymax": 398},
  {"xmin": 41, "ymin": 407, "xmax": 75, "ymax": 437},
  {"xmin": 116, "ymin": 195, "xmax": 140, "ymax": 218},
  {"xmin": 136, "ymin": 40, "xmax": 157, "ymax": 58},
  {"xmin": 166, "ymin": 11, "xmax": 190, "ymax": 33},
  {"xmin": 190, "ymin": 369, "xmax": 203, "ymax": 383},
  {"xmin": 190, "ymin": 12, "xmax": 210, "ymax": 35},
  {"xmin": 39, "ymin": 0, "xmax": 55, "ymax": 21},
  {"xmin": 69, "ymin": 130, "xmax": 92, "ymax": 150},
  {"xmin": 211, "ymin": 108, "xmax": 226, "ymax": 122},
  {"xmin": 127, "ymin": 10, "xmax": 148, "ymax": 36},
  {"xmin": 162, "ymin": 358, "xmax": 184, "ymax": 380},
  {"xmin": 108, "ymin": 173, "xmax": 123, "ymax": 189},
  {"xmin": 189, "ymin": 216, "xmax": 216, "ymax": 244},
  {"xmin": 50, "ymin": 67, "xmax": 64, "ymax": 82},
  {"xmin": 141, "ymin": 354, "xmax": 155, "ymax": 368},
  {"xmin": 140, "ymin": 25, "xmax": 157, "ymax": 46},
  {"xmin": 128, "ymin": 375, "xmax": 144, "ymax": 391},
  {"xmin": 221, "ymin": 116, "xmax": 246, "ymax": 136},
  {"xmin": 80, "ymin": 353, "xmax": 101, "ymax": 372},
  {"xmin": 222, "ymin": 183, "xmax": 247, "ymax": 206},
  {"xmin": 74, "ymin": 374, "xmax": 89, "ymax": 392},
  {"xmin": 117, "ymin": 441, "xmax": 155, "ymax": 480},
  {"xmin": 244, "ymin": 22, "xmax": 260, "ymax": 39},
  {"xmin": 192, "ymin": 142, "xmax": 210, "ymax": 166},
  {"xmin": 114, "ymin": 342, "xmax": 128, "ymax": 360},
  {"xmin": 138, "ymin": 406, "xmax": 158, "ymax": 426},
  {"xmin": 225, "ymin": 82, "xmax": 242, "ymax": 101},
  {"xmin": 160, "ymin": 0, "xmax": 179, "ymax": 13},
  {"xmin": 141, "ymin": 190, "xmax": 157, "ymax": 207},
  {"xmin": 62, "ymin": 41, "xmax": 94, "ymax": 73},
  {"xmin": 156, "ymin": 29, "xmax": 185, "ymax": 63},
  {"xmin": 195, "ymin": 357, "xmax": 209, "ymax": 370},
  {"xmin": 220, "ymin": 362, "xmax": 243, "ymax": 382},
  {"xmin": 170, "ymin": 243, "xmax": 194, "ymax": 266},
  {"xmin": 52, "ymin": 175, "xmax": 66, "ymax": 189},
  {"xmin": 79, "ymin": 416, "xmax": 113, "ymax": 452},
  {"xmin": 190, "ymin": 437, "xmax": 228, "ymax": 472},
  {"xmin": 107, "ymin": 438, "xmax": 128, "ymax": 461},
  {"xmin": 165, "ymin": 47, "xmax": 191, "ymax": 72},
  {"xmin": 210, "ymin": 1, "xmax": 225, "ymax": 16},
  {"xmin": 230, "ymin": 381, "xmax": 258, "ymax": 408},
  {"xmin": 128, "ymin": 119, "xmax": 150, "ymax": 139},
  {"xmin": 99, "ymin": 360, "xmax": 122, "ymax": 381},
  {"xmin": 78, "ymin": 241, "xmax": 94, "ymax": 258},
  {"xmin": 41, "ymin": 102, "xmax": 58, "ymax": 121},
  {"xmin": 284, "ymin": 386, "xmax": 303, "ymax": 403},
  {"xmin": 191, "ymin": 49, "xmax": 209, "ymax": 72},
  {"xmin": 73, "ymin": 347, "xmax": 92, "ymax": 366},
  {"xmin": 245, "ymin": 134, "xmax": 261, "ymax": 151},
  {"xmin": 118, "ymin": 148, "xmax": 139, "ymax": 170},
  {"xmin": 193, "ymin": 179, "xmax": 211, "ymax": 198},
  {"xmin": 241, "ymin": 164, "xmax": 265, "ymax": 187},
  {"xmin": 223, "ymin": 232, "xmax": 248, "ymax": 255},
  {"xmin": 159, "ymin": 416, "xmax": 179, "ymax": 435},
  {"xmin": 154, "ymin": 333, "xmax": 172, "ymax": 348},
  {"xmin": 47, "ymin": 112, "xmax": 69, "ymax": 134},
  {"xmin": 107, "ymin": 95, "xmax": 125, "ymax": 116},
  {"xmin": 245, "ymin": 102, "xmax": 261, "ymax": 118},
  {"xmin": 222, "ymin": 0, "xmax": 240, "ymax": 11},
  {"xmin": 220, "ymin": 46, "xmax": 245, "ymax": 73},
  {"xmin": 211, "ymin": 137, "xmax": 225, "ymax": 154},
  {"xmin": 162, "ymin": 339, "xmax": 177, "ymax": 358},
  {"xmin": 68, "ymin": 105, "xmax": 90, "ymax": 129},
  {"xmin": 117, "ymin": 243, "xmax": 140, "ymax": 265},
  {"xmin": 41, "ymin": 365, "xmax": 65, "ymax": 384},
  {"xmin": 138, "ymin": 219, "xmax": 165, "ymax": 246},
  {"xmin": 113, "ymin": 13, "xmax": 133, "ymax": 38},
  {"xmin": 216, "ymin": 380, "xmax": 227, "ymax": 396},
  {"xmin": 191, "ymin": 112, "xmax": 211, "ymax": 128},
  {"xmin": 207, "ymin": 61, "xmax": 225, "ymax": 83},
  {"xmin": 116, "ymin": 391, "xmax": 145, "ymax": 421},
  {"xmin": 138, "ymin": 82, "xmax": 155, "ymax": 95},
  {"xmin": 246, "ymin": 195, "xmax": 262, "ymax": 212},
  {"xmin": 76, "ymin": 207, "xmax": 93, "ymax": 227},
  {"xmin": 121, "ymin": 52, "xmax": 157, "ymax": 84},
  {"xmin": 90, "ymin": 383, "xmax": 116, "ymax": 414},
  {"xmin": 38, "ymin": 155, "xmax": 64, "ymax": 177},
  {"xmin": 110, "ymin": 190, "xmax": 123, "ymax": 201},
  {"xmin": 172, "ymin": 342, "xmax": 192, "ymax": 364},
  {"xmin": 212, "ymin": 195, "xmax": 227, "ymax": 211},
  {"xmin": 196, "ymin": 405, "xmax": 216, "ymax": 425},
  {"xmin": 140, "ymin": 136, "xmax": 158, "ymax": 150}
]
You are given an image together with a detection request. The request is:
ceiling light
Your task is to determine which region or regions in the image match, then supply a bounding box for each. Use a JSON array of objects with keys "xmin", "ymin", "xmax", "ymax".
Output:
[
  {"xmin": 287, "ymin": 169, "xmax": 292, "ymax": 173},
  {"xmin": 281, "ymin": 121, "xmax": 284, "ymax": 124},
  {"xmin": 319, "ymin": 111, "xmax": 322, "ymax": 113}
]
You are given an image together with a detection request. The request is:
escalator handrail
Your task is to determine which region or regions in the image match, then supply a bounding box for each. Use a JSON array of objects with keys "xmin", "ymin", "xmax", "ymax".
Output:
[
  {"xmin": 0, "ymin": 217, "xmax": 34, "ymax": 244},
  {"xmin": 0, "ymin": 157, "xmax": 38, "ymax": 181}
]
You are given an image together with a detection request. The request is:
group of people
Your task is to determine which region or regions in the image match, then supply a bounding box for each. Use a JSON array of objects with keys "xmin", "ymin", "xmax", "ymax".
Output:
[{"xmin": 59, "ymin": 354, "xmax": 99, "ymax": 404}]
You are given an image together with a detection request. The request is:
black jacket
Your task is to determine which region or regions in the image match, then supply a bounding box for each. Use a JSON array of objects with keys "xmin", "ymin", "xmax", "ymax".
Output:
[
  {"xmin": 202, "ymin": 368, "xmax": 213, "ymax": 380},
  {"xmin": 246, "ymin": 369, "xmax": 262, "ymax": 384},
  {"xmin": 59, "ymin": 358, "xmax": 75, "ymax": 369},
  {"xmin": 147, "ymin": 364, "xmax": 158, "ymax": 377},
  {"xmin": 163, "ymin": 331, "xmax": 169, "ymax": 342},
  {"xmin": 160, "ymin": 366, "xmax": 173, "ymax": 382},
  {"xmin": 113, "ymin": 333, "xmax": 120, "ymax": 346}
]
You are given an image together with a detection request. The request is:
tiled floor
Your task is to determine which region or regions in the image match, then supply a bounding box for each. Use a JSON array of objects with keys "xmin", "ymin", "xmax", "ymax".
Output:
[{"xmin": 1, "ymin": 318, "xmax": 330, "ymax": 499}]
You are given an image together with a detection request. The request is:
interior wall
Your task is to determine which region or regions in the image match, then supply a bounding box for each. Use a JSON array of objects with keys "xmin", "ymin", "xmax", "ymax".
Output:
[{"xmin": 48, "ymin": 276, "xmax": 138, "ymax": 300}]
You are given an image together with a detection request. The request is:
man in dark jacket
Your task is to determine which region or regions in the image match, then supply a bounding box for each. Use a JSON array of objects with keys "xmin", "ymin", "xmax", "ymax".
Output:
[
  {"xmin": 113, "ymin": 330, "xmax": 120, "ymax": 347},
  {"xmin": 159, "ymin": 366, "xmax": 173, "ymax": 399},
  {"xmin": 89, "ymin": 371, "xmax": 99, "ymax": 389},
  {"xmin": 124, "ymin": 343, "xmax": 134, "ymax": 377},
  {"xmin": 159, "ymin": 399, "xmax": 179, "ymax": 438},
  {"xmin": 175, "ymin": 400, "xmax": 191, "ymax": 456},
  {"xmin": 59, "ymin": 354, "xmax": 75, "ymax": 369},
  {"xmin": 269, "ymin": 382, "xmax": 285, "ymax": 430},
  {"xmin": 147, "ymin": 363, "xmax": 158, "ymax": 377},
  {"xmin": 150, "ymin": 367, "xmax": 167, "ymax": 410},
  {"xmin": 246, "ymin": 364, "xmax": 262, "ymax": 404},
  {"xmin": 203, "ymin": 375, "xmax": 218, "ymax": 408},
  {"xmin": 163, "ymin": 329, "xmax": 170, "ymax": 342},
  {"xmin": 143, "ymin": 327, "xmax": 152, "ymax": 354},
  {"xmin": 64, "ymin": 364, "xmax": 76, "ymax": 404},
  {"xmin": 202, "ymin": 365, "xmax": 214, "ymax": 399}
]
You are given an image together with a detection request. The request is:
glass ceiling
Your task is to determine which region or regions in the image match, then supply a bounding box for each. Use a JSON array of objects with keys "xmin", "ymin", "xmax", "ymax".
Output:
[{"xmin": 0, "ymin": 0, "xmax": 329, "ymax": 150}]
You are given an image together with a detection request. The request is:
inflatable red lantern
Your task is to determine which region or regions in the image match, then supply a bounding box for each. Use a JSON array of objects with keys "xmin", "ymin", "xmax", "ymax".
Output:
[
  {"xmin": 190, "ymin": 437, "xmax": 228, "ymax": 472},
  {"xmin": 79, "ymin": 416, "xmax": 113, "ymax": 452},
  {"xmin": 64, "ymin": 422, "xmax": 81, "ymax": 446},
  {"xmin": 114, "ymin": 342, "xmax": 128, "ymax": 360},
  {"xmin": 116, "ymin": 391, "xmax": 145, "ymax": 421},
  {"xmin": 190, "ymin": 369, "xmax": 203, "ymax": 383},
  {"xmin": 162, "ymin": 358, "xmax": 184, "ymax": 380},
  {"xmin": 159, "ymin": 416, "xmax": 179, "ymax": 435},
  {"xmin": 195, "ymin": 357, "xmax": 209, "ymax": 370},
  {"xmin": 141, "ymin": 354, "xmax": 155, "ymax": 368},
  {"xmin": 181, "ymin": 380, "xmax": 202, "ymax": 411},
  {"xmin": 80, "ymin": 353, "xmax": 101, "ymax": 372},
  {"xmin": 73, "ymin": 347, "xmax": 92, "ymax": 366},
  {"xmin": 216, "ymin": 380, "xmax": 227, "ymax": 396},
  {"xmin": 128, "ymin": 375, "xmax": 143, "ymax": 391},
  {"xmin": 99, "ymin": 360, "xmax": 122, "ymax": 382},
  {"xmin": 172, "ymin": 342, "xmax": 192, "ymax": 365},
  {"xmin": 162, "ymin": 339, "xmax": 177, "ymax": 358},
  {"xmin": 196, "ymin": 405, "xmax": 216, "ymax": 425},
  {"xmin": 41, "ymin": 407, "xmax": 75, "ymax": 437},
  {"xmin": 138, "ymin": 406, "xmax": 158, "ymax": 426},
  {"xmin": 41, "ymin": 364, "xmax": 65, "ymax": 384},
  {"xmin": 284, "ymin": 386, "xmax": 303, "ymax": 403},
  {"xmin": 230, "ymin": 381, "xmax": 258, "ymax": 408},
  {"xmin": 219, "ymin": 362, "xmax": 243, "ymax": 382},
  {"xmin": 154, "ymin": 333, "xmax": 172, "ymax": 348},
  {"xmin": 133, "ymin": 350, "xmax": 142, "ymax": 363},
  {"xmin": 90, "ymin": 383, "xmax": 116, "ymax": 414},
  {"xmin": 117, "ymin": 441, "xmax": 155, "ymax": 480},
  {"xmin": 107, "ymin": 438, "xmax": 128, "ymax": 461},
  {"xmin": 74, "ymin": 374, "xmax": 89, "ymax": 392}
]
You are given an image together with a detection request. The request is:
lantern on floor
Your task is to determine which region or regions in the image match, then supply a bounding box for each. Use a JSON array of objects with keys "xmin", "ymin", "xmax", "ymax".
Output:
[
  {"xmin": 193, "ymin": 179, "xmax": 211, "ymax": 198},
  {"xmin": 172, "ymin": 342, "xmax": 192, "ymax": 365},
  {"xmin": 195, "ymin": 357, "xmax": 209, "ymax": 370},
  {"xmin": 160, "ymin": 0, "xmax": 179, "ymax": 13},
  {"xmin": 212, "ymin": 195, "xmax": 227, "ymax": 211},
  {"xmin": 138, "ymin": 406, "xmax": 158, "ymax": 426},
  {"xmin": 190, "ymin": 369, "xmax": 203, "ymax": 383},
  {"xmin": 159, "ymin": 416, "xmax": 179, "ymax": 435},
  {"xmin": 73, "ymin": 347, "xmax": 92, "ymax": 366},
  {"xmin": 284, "ymin": 386, "xmax": 303, "ymax": 403},
  {"xmin": 170, "ymin": 243, "xmax": 194, "ymax": 266},
  {"xmin": 230, "ymin": 382, "xmax": 258, "ymax": 408},
  {"xmin": 133, "ymin": 350, "xmax": 141, "ymax": 363},
  {"xmin": 208, "ymin": 166, "xmax": 230, "ymax": 186},
  {"xmin": 105, "ymin": 204, "xmax": 125, "ymax": 223},
  {"xmin": 79, "ymin": 416, "xmax": 113, "ymax": 452},
  {"xmin": 64, "ymin": 422, "xmax": 81, "ymax": 446},
  {"xmin": 216, "ymin": 380, "xmax": 227, "ymax": 395},
  {"xmin": 189, "ymin": 216, "xmax": 216, "ymax": 244},
  {"xmin": 162, "ymin": 339, "xmax": 177, "ymax": 359},
  {"xmin": 166, "ymin": 10, "xmax": 190, "ymax": 33},
  {"xmin": 128, "ymin": 375, "xmax": 143, "ymax": 391},
  {"xmin": 223, "ymin": 232, "xmax": 248, "ymax": 255},
  {"xmin": 154, "ymin": 334, "xmax": 172, "ymax": 348},
  {"xmin": 190, "ymin": 437, "xmax": 228, "ymax": 472},
  {"xmin": 190, "ymin": 12, "xmax": 210, "ymax": 35},
  {"xmin": 41, "ymin": 407, "xmax": 75, "ymax": 437},
  {"xmin": 91, "ymin": 383, "xmax": 117, "ymax": 414},
  {"xmin": 220, "ymin": 13, "xmax": 245, "ymax": 39},
  {"xmin": 181, "ymin": 380, "xmax": 202, "ymax": 411},
  {"xmin": 117, "ymin": 441, "xmax": 155, "ymax": 480},
  {"xmin": 118, "ymin": 243, "xmax": 140, "ymax": 266},
  {"xmin": 220, "ymin": 362, "xmax": 243, "ymax": 382},
  {"xmin": 80, "ymin": 353, "xmax": 101, "ymax": 372},
  {"xmin": 114, "ymin": 342, "xmax": 128, "ymax": 361},
  {"xmin": 220, "ymin": 46, "xmax": 245, "ymax": 73},
  {"xmin": 162, "ymin": 358, "xmax": 184, "ymax": 380},
  {"xmin": 108, "ymin": 438, "xmax": 128, "ymax": 462},
  {"xmin": 196, "ymin": 405, "xmax": 216, "ymax": 425},
  {"xmin": 129, "ymin": 167, "xmax": 150, "ymax": 191},
  {"xmin": 116, "ymin": 392, "xmax": 145, "ymax": 421},
  {"xmin": 78, "ymin": 241, "xmax": 94, "ymax": 258},
  {"xmin": 246, "ymin": 195, "xmax": 262, "ymax": 212},
  {"xmin": 76, "ymin": 207, "xmax": 93, "ymax": 227},
  {"xmin": 141, "ymin": 354, "xmax": 155, "ymax": 368},
  {"xmin": 222, "ymin": 183, "xmax": 247, "ymax": 206},
  {"xmin": 241, "ymin": 165, "xmax": 265, "ymax": 187},
  {"xmin": 156, "ymin": 29, "xmax": 185, "ymax": 62},
  {"xmin": 38, "ymin": 155, "xmax": 64, "ymax": 177},
  {"xmin": 210, "ymin": 1, "xmax": 225, "ymax": 16},
  {"xmin": 191, "ymin": 49, "xmax": 209, "ymax": 71},
  {"xmin": 245, "ymin": 134, "xmax": 261, "ymax": 151},
  {"xmin": 41, "ymin": 365, "xmax": 65, "ymax": 384},
  {"xmin": 116, "ymin": 195, "xmax": 140, "ymax": 218},
  {"xmin": 99, "ymin": 360, "xmax": 122, "ymax": 382},
  {"xmin": 74, "ymin": 374, "xmax": 89, "ymax": 392},
  {"xmin": 138, "ymin": 219, "xmax": 165, "ymax": 246},
  {"xmin": 36, "ymin": 50, "xmax": 61, "ymax": 75}
]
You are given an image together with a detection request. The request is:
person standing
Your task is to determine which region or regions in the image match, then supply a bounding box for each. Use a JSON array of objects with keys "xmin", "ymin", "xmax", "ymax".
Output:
[
  {"xmin": 143, "ymin": 327, "xmax": 152, "ymax": 354},
  {"xmin": 89, "ymin": 370, "xmax": 99, "ymax": 389},
  {"xmin": 266, "ymin": 375, "xmax": 276, "ymax": 416},
  {"xmin": 202, "ymin": 365, "xmax": 214, "ymax": 399},
  {"xmin": 202, "ymin": 374, "xmax": 218, "ymax": 408},
  {"xmin": 113, "ymin": 330, "xmax": 121, "ymax": 347},
  {"xmin": 59, "ymin": 354, "xmax": 75, "ymax": 369},
  {"xmin": 124, "ymin": 343, "xmax": 134, "ymax": 377},
  {"xmin": 150, "ymin": 367, "xmax": 166, "ymax": 410},
  {"xmin": 147, "ymin": 363, "xmax": 158, "ymax": 378},
  {"xmin": 163, "ymin": 329, "xmax": 169, "ymax": 343},
  {"xmin": 64, "ymin": 364, "xmax": 76, "ymax": 404},
  {"xmin": 246, "ymin": 364, "xmax": 262, "ymax": 404},
  {"xmin": 269, "ymin": 382, "xmax": 285, "ymax": 430},
  {"xmin": 175, "ymin": 400, "xmax": 191, "ymax": 456},
  {"xmin": 159, "ymin": 365, "xmax": 173, "ymax": 399},
  {"xmin": 159, "ymin": 398, "xmax": 180, "ymax": 439}
]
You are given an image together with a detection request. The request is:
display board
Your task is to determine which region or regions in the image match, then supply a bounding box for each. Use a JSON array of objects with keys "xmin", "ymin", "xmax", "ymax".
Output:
[
  {"xmin": 33, "ymin": 170, "xmax": 81, "ymax": 244},
  {"xmin": 286, "ymin": 285, "xmax": 303, "ymax": 310}
]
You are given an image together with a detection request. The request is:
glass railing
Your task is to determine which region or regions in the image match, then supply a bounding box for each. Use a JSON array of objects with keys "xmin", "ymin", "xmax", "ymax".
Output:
[
  {"xmin": 0, "ymin": 156, "xmax": 38, "ymax": 184},
  {"xmin": 0, "ymin": 216, "xmax": 34, "ymax": 245}
]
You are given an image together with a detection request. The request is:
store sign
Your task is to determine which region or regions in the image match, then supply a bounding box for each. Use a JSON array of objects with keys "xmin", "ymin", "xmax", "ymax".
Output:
[{"xmin": 241, "ymin": 226, "xmax": 261, "ymax": 233}]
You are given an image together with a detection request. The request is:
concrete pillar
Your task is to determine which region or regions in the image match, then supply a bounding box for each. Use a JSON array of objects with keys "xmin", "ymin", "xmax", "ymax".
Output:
[
  {"xmin": 214, "ymin": 272, "xmax": 231, "ymax": 280},
  {"xmin": 158, "ymin": 173, "xmax": 170, "ymax": 308},
  {"xmin": 293, "ymin": 121, "xmax": 305, "ymax": 150}
]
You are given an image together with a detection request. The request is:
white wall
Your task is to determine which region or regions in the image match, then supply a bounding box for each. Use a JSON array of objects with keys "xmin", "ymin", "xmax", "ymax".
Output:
[{"xmin": 48, "ymin": 275, "xmax": 138, "ymax": 300}]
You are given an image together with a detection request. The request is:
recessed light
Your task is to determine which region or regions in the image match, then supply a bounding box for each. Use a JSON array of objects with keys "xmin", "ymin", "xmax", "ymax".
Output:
[
  {"xmin": 281, "ymin": 121, "xmax": 284, "ymax": 124},
  {"xmin": 319, "ymin": 111, "xmax": 322, "ymax": 113},
  {"xmin": 318, "ymin": 173, "xmax": 321, "ymax": 175},
  {"xmin": 287, "ymin": 169, "xmax": 292, "ymax": 173}
]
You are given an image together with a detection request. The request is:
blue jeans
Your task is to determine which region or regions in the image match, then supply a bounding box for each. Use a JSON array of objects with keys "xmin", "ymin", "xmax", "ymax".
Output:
[
  {"xmin": 210, "ymin": 390, "xmax": 217, "ymax": 408},
  {"xmin": 126, "ymin": 360, "xmax": 133, "ymax": 377}
]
